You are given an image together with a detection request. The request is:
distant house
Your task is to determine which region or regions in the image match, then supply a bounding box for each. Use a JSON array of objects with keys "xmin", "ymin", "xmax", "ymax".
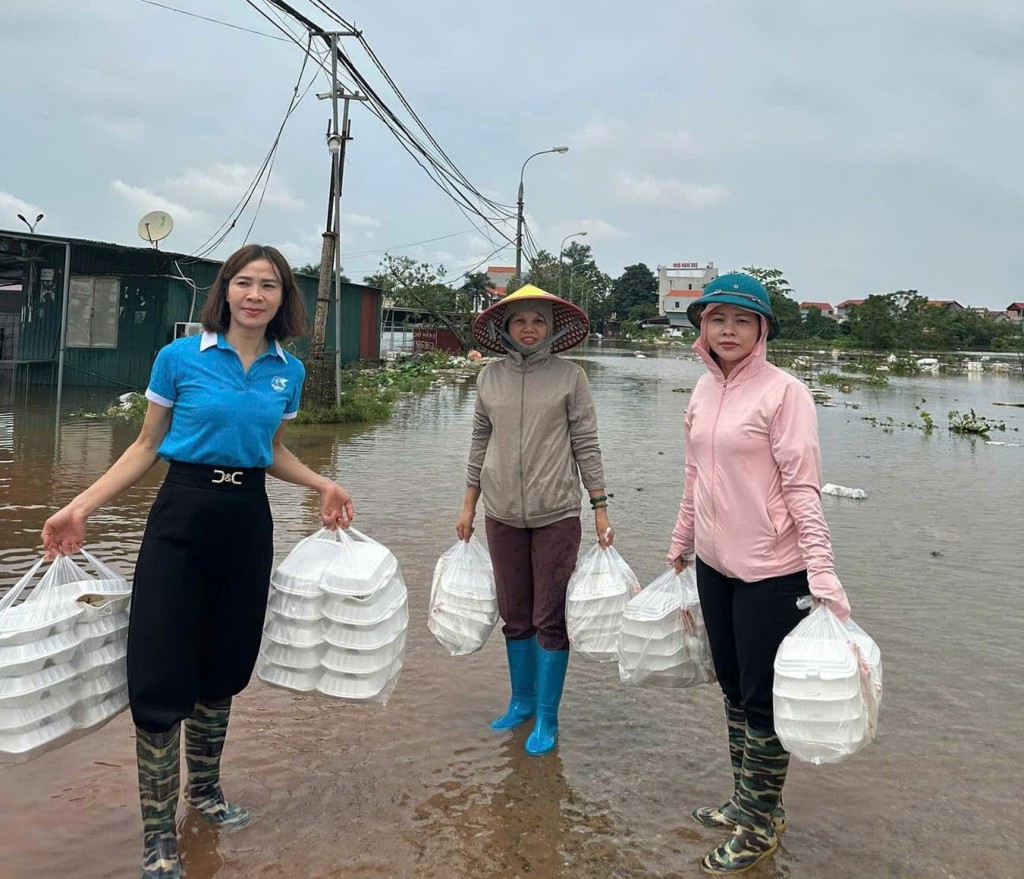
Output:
[
  {"xmin": 662, "ymin": 289, "xmax": 703, "ymax": 328},
  {"xmin": 1006, "ymin": 302, "xmax": 1024, "ymax": 323},
  {"xmin": 926, "ymin": 299, "xmax": 965, "ymax": 313},
  {"xmin": 657, "ymin": 262, "xmax": 718, "ymax": 328},
  {"xmin": 834, "ymin": 299, "xmax": 864, "ymax": 320},
  {"xmin": 798, "ymin": 301, "xmax": 835, "ymax": 319},
  {"xmin": 485, "ymin": 265, "xmax": 515, "ymax": 301},
  {"xmin": 968, "ymin": 307, "xmax": 1012, "ymax": 323}
]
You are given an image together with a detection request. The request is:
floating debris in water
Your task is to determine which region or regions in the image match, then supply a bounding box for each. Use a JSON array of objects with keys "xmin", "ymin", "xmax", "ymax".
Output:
[{"xmin": 822, "ymin": 483, "xmax": 867, "ymax": 499}]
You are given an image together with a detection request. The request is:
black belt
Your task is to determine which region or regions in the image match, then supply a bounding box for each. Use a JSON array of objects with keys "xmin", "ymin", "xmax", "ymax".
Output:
[{"xmin": 166, "ymin": 460, "xmax": 266, "ymax": 491}]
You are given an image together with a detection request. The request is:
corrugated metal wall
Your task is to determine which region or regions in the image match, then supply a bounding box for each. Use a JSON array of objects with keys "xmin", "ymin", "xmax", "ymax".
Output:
[{"xmin": 12, "ymin": 240, "xmax": 381, "ymax": 389}]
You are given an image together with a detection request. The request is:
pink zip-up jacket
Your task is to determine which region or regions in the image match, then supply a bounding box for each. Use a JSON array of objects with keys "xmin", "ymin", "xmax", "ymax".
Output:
[{"xmin": 667, "ymin": 311, "xmax": 850, "ymax": 619}]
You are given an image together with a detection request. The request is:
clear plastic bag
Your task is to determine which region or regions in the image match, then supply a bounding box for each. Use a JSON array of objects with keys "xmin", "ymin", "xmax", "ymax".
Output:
[
  {"xmin": 1, "ymin": 551, "xmax": 131, "ymax": 764},
  {"xmin": 618, "ymin": 566, "xmax": 716, "ymax": 688},
  {"xmin": 566, "ymin": 544, "xmax": 641, "ymax": 663},
  {"xmin": 428, "ymin": 538, "xmax": 499, "ymax": 656},
  {"xmin": 773, "ymin": 605, "xmax": 882, "ymax": 765},
  {"xmin": 256, "ymin": 527, "xmax": 407, "ymax": 705}
]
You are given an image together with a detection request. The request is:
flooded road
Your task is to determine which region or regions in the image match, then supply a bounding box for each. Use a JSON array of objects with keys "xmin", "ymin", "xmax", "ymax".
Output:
[{"xmin": 1, "ymin": 349, "xmax": 1022, "ymax": 879}]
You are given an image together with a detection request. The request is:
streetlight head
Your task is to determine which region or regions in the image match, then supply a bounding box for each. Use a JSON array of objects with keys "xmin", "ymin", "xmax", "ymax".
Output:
[
  {"xmin": 17, "ymin": 214, "xmax": 27, "ymax": 223},
  {"xmin": 35, "ymin": 213, "xmax": 44, "ymax": 223},
  {"xmin": 326, "ymin": 132, "xmax": 344, "ymax": 155},
  {"xmin": 579, "ymin": 231, "xmax": 588, "ymax": 236},
  {"xmin": 552, "ymin": 146, "xmax": 569, "ymax": 154}
]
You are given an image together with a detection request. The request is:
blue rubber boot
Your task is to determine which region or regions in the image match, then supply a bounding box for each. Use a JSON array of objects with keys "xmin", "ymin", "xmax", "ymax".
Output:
[
  {"xmin": 490, "ymin": 636, "xmax": 537, "ymax": 730},
  {"xmin": 525, "ymin": 645, "xmax": 569, "ymax": 756}
]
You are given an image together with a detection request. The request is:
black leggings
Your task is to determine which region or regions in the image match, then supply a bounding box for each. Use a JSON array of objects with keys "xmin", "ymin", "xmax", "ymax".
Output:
[
  {"xmin": 127, "ymin": 461, "xmax": 274, "ymax": 733},
  {"xmin": 695, "ymin": 557, "xmax": 810, "ymax": 733}
]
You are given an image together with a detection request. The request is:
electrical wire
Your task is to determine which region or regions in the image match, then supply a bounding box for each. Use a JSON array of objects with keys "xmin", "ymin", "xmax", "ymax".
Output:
[
  {"xmin": 184, "ymin": 33, "xmax": 322, "ymax": 260},
  {"xmin": 254, "ymin": 2, "xmax": 519, "ymax": 244},
  {"xmin": 134, "ymin": 0, "xmax": 290, "ymax": 40},
  {"xmin": 340, "ymin": 229, "xmax": 477, "ymax": 259}
]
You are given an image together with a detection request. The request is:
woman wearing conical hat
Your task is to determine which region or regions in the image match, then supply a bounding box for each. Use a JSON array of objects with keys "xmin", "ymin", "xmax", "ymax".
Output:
[{"xmin": 455, "ymin": 284, "xmax": 612, "ymax": 756}]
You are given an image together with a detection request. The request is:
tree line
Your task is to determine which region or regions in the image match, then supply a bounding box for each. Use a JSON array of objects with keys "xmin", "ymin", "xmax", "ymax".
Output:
[{"xmin": 297, "ymin": 255, "xmax": 1022, "ymax": 353}]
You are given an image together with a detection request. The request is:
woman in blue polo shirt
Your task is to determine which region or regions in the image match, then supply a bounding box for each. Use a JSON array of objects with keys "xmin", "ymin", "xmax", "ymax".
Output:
[{"xmin": 42, "ymin": 244, "xmax": 354, "ymax": 879}]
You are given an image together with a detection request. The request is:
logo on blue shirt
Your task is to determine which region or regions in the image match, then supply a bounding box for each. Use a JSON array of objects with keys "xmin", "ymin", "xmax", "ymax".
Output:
[{"xmin": 271, "ymin": 376, "xmax": 290, "ymax": 392}]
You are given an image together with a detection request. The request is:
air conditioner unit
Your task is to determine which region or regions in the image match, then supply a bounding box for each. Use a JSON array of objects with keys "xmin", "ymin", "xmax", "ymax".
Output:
[{"xmin": 174, "ymin": 322, "xmax": 204, "ymax": 339}]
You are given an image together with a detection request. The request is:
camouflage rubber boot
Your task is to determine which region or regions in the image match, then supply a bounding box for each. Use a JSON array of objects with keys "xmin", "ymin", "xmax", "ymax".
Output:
[
  {"xmin": 183, "ymin": 698, "xmax": 253, "ymax": 830},
  {"xmin": 692, "ymin": 700, "xmax": 787, "ymax": 833},
  {"xmin": 137, "ymin": 724, "xmax": 182, "ymax": 879},
  {"xmin": 700, "ymin": 726, "xmax": 789, "ymax": 875}
]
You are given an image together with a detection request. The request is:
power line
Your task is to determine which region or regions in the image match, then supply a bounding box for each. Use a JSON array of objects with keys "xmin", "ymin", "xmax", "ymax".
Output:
[
  {"xmin": 257, "ymin": 1, "xmax": 520, "ymax": 248},
  {"xmin": 184, "ymin": 33, "xmax": 324, "ymax": 260},
  {"xmin": 340, "ymin": 229, "xmax": 478, "ymax": 259},
  {"xmin": 133, "ymin": 0, "xmax": 290, "ymax": 41}
]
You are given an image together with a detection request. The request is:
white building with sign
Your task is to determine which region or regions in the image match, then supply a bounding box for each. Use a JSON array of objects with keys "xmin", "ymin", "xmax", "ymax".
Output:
[{"xmin": 658, "ymin": 261, "xmax": 718, "ymax": 328}]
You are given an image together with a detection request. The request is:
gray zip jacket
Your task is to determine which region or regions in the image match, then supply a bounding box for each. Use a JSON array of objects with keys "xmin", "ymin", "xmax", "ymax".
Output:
[{"xmin": 467, "ymin": 349, "xmax": 606, "ymax": 528}]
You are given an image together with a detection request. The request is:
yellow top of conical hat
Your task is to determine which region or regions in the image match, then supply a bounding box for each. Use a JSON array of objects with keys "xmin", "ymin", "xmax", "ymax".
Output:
[{"xmin": 472, "ymin": 284, "xmax": 589, "ymax": 354}]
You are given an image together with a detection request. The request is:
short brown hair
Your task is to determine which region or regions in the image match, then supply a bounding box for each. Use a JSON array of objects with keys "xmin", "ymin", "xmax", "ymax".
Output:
[{"xmin": 200, "ymin": 244, "xmax": 307, "ymax": 340}]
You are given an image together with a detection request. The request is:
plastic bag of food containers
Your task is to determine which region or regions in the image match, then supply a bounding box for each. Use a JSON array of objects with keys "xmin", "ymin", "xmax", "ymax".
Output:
[
  {"xmin": 1, "ymin": 551, "xmax": 132, "ymax": 763},
  {"xmin": 565, "ymin": 544, "xmax": 641, "ymax": 662},
  {"xmin": 257, "ymin": 527, "xmax": 407, "ymax": 705},
  {"xmin": 773, "ymin": 604, "xmax": 883, "ymax": 765},
  {"xmin": 618, "ymin": 566, "xmax": 716, "ymax": 688},
  {"xmin": 428, "ymin": 538, "xmax": 499, "ymax": 656}
]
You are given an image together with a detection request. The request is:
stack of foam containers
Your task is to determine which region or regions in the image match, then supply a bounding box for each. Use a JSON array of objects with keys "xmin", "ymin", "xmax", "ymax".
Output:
[
  {"xmin": 428, "ymin": 539, "xmax": 498, "ymax": 656},
  {"xmin": 773, "ymin": 606, "xmax": 882, "ymax": 764},
  {"xmin": 618, "ymin": 568, "xmax": 716, "ymax": 688},
  {"xmin": 565, "ymin": 546, "xmax": 640, "ymax": 662},
  {"xmin": 257, "ymin": 528, "xmax": 407, "ymax": 704},
  {"xmin": 0, "ymin": 553, "xmax": 132, "ymax": 763}
]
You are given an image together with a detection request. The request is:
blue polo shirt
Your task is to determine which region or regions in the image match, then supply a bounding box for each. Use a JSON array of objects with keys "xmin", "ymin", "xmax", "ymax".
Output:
[{"xmin": 145, "ymin": 332, "xmax": 305, "ymax": 468}]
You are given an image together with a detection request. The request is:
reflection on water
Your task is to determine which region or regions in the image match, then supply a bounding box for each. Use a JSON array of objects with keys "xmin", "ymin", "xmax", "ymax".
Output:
[{"xmin": 0, "ymin": 351, "xmax": 1021, "ymax": 878}]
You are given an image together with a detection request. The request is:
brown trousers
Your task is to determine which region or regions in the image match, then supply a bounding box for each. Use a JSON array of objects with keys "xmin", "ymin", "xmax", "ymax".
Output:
[{"xmin": 484, "ymin": 516, "xmax": 582, "ymax": 651}]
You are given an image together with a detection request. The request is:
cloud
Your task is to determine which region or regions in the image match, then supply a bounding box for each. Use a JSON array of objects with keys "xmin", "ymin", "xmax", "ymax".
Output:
[
  {"xmin": 341, "ymin": 213, "xmax": 382, "ymax": 239},
  {"xmin": 549, "ymin": 219, "xmax": 628, "ymax": 244},
  {"xmin": 109, "ymin": 180, "xmax": 206, "ymax": 225},
  {"xmin": 568, "ymin": 120, "xmax": 699, "ymax": 157},
  {"xmin": 84, "ymin": 115, "xmax": 147, "ymax": 144},
  {"xmin": 569, "ymin": 120, "xmax": 630, "ymax": 150},
  {"xmin": 614, "ymin": 174, "xmax": 729, "ymax": 209},
  {"xmin": 277, "ymin": 227, "xmax": 327, "ymax": 269},
  {"xmin": 0, "ymin": 191, "xmax": 46, "ymax": 228},
  {"xmin": 164, "ymin": 164, "xmax": 304, "ymax": 211}
]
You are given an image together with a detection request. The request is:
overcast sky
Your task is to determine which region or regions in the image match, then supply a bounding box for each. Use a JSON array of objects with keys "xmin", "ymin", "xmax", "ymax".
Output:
[{"xmin": 2, "ymin": 0, "xmax": 1022, "ymax": 309}]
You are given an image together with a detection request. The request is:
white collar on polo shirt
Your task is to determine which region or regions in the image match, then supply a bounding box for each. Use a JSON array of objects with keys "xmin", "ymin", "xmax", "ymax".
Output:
[{"xmin": 199, "ymin": 331, "xmax": 286, "ymax": 361}]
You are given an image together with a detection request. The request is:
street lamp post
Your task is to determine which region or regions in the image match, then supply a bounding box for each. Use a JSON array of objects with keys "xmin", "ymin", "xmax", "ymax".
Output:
[
  {"xmin": 557, "ymin": 231, "xmax": 587, "ymax": 299},
  {"xmin": 515, "ymin": 146, "xmax": 568, "ymax": 284},
  {"xmin": 17, "ymin": 213, "xmax": 44, "ymax": 233}
]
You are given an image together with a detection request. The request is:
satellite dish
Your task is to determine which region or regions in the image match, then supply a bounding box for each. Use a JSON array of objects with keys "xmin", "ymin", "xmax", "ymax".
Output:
[{"xmin": 138, "ymin": 211, "xmax": 174, "ymax": 248}]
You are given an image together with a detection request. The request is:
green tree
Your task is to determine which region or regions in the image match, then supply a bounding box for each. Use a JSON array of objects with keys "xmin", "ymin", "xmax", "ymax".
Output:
[
  {"xmin": 458, "ymin": 272, "xmax": 494, "ymax": 313},
  {"xmin": 741, "ymin": 266, "xmax": 801, "ymax": 338},
  {"xmin": 293, "ymin": 261, "xmax": 350, "ymax": 283},
  {"xmin": 522, "ymin": 250, "xmax": 562, "ymax": 296},
  {"xmin": 611, "ymin": 263, "xmax": 658, "ymax": 318},
  {"xmin": 366, "ymin": 254, "xmax": 475, "ymax": 352},
  {"xmin": 804, "ymin": 306, "xmax": 839, "ymax": 340},
  {"xmin": 561, "ymin": 241, "xmax": 612, "ymax": 330},
  {"xmin": 846, "ymin": 291, "xmax": 928, "ymax": 349}
]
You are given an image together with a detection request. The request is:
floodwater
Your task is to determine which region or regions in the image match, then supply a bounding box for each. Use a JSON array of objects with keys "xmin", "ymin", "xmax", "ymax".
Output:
[{"xmin": 1, "ymin": 348, "xmax": 1022, "ymax": 879}]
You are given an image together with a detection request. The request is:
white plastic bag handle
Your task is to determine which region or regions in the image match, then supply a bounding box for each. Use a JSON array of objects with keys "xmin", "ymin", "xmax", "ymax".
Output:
[
  {"xmin": 319, "ymin": 525, "xmax": 379, "ymax": 547},
  {"xmin": 0, "ymin": 557, "xmax": 46, "ymax": 613},
  {"xmin": 79, "ymin": 548, "xmax": 127, "ymax": 582}
]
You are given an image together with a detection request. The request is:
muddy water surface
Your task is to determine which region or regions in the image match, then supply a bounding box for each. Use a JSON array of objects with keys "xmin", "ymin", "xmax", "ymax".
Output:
[{"xmin": 1, "ymin": 350, "xmax": 1022, "ymax": 879}]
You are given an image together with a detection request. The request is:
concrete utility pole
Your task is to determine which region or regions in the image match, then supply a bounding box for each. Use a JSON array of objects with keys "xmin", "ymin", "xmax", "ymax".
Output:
[
  {"xmin": 307, "ymin": 30, "xmax": 367, "ymax": 408},
  {"xmin": 514, "ymin": 146, "xmax": 568, "ymax": 285}
]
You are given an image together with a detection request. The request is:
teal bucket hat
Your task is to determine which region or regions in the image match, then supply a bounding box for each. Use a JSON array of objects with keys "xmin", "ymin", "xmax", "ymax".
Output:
[{"xmin": 687, "ymin": 272, "xmax": 781, "ymax": 340}]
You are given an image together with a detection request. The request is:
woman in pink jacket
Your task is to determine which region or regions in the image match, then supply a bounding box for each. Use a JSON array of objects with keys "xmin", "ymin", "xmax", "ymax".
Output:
[{"xmin": 666, "ymin": 272, "xmax": 850, "ymax": 875}]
